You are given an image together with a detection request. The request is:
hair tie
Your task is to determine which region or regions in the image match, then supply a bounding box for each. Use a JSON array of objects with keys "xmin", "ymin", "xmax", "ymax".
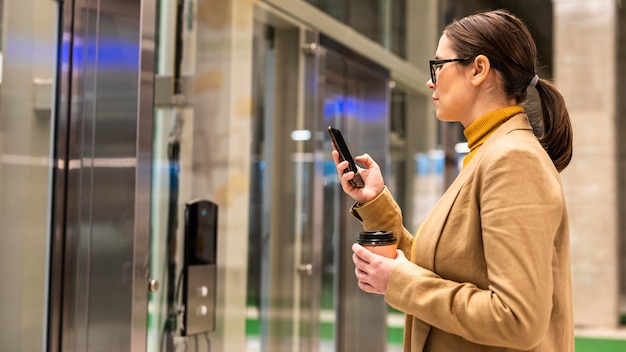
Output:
[{"xmin": 529, "ymin": 74, "xmax": 539, "ymax": 88}]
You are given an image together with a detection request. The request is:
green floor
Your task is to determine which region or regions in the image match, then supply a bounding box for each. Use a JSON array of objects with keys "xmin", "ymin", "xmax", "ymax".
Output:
[
  {"xmin": 575, "ymin": 337, "xmax": 626, "ymax": 352},
  {"xmin": 246, "ymin": 318, "xmax": 626, "ymax": 351}
]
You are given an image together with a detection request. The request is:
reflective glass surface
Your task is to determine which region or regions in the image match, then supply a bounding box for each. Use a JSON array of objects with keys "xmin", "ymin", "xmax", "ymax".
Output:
[
  {"xmin": 0, "ymin": 0, "xmax": 58, "ymax": 350},
  {"xmin": 305, "ymin": 0, "xmax": 407, "ymax": 58}
]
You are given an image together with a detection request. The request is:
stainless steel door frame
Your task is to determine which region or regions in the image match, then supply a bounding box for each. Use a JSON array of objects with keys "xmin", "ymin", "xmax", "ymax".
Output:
[
  {"xmin": 133, "ymin": 0, "xmax": 156, "ymax": 349},
  {"xmin": 48, "ymin": 0, "xmax": 155, "ymax": 351}
]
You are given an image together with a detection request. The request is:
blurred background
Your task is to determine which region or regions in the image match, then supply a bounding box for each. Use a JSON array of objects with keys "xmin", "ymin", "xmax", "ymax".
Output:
[{"xmin": 0, "ymin": 0, "xmax": 624, "ymax": 351}]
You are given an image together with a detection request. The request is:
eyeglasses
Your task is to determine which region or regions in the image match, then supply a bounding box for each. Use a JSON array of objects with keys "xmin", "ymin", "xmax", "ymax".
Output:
[{"xmin": 429, "ymin": 57, "xmax": 474, "ymax": 84}]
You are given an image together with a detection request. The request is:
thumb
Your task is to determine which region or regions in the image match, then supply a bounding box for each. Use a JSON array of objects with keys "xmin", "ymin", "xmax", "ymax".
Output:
[{"xmin": 355, "ymin": 153, "xmax": 377, "ymax": 168}]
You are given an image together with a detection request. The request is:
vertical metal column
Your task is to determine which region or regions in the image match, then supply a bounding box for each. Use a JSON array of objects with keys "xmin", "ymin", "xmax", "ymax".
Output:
[
  {"xmin": 48, "ymin": 0, "xmax": 155, "ymax": 351},
  {"xmin": 132, "ymin": 0, "xmax": 156, "ymax": 349}
]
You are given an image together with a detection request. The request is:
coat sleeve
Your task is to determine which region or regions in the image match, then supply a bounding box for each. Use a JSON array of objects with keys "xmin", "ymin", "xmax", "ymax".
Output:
[
  {"xmin": 384, "ymin": 138, "xmax": 565, "ymax": 350},
  {"xmin": 350, "ymin": 187, "xmax": 415, "ymax": 256}
]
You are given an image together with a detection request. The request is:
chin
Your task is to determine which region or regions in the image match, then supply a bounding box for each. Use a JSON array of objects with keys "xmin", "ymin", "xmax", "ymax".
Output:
[{"xmin": 435, "ymin": 110, "xmax": 456, "ymax": 123}]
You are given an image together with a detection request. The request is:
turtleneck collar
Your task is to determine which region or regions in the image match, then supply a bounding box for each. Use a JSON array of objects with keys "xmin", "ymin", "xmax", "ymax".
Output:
[{"xmin": 462, "ymin": 105, "xmax": 524, "ymax": 168}]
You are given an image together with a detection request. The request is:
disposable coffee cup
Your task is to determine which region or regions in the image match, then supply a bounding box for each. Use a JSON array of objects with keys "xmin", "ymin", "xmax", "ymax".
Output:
[{"xmin": 357, "ymin": 230, "xmax": 397, "ymax": 258}]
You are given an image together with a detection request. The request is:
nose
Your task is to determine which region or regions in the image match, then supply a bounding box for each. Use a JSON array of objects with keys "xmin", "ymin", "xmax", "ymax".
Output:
[{"xmin": 426, "ymin": 79, "xmax": 435, "ymax": 91}]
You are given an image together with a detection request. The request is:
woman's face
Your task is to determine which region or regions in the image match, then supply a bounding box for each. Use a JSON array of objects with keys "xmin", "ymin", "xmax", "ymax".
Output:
[{"xmin": 426, "ymin": 34, "xmax": 475, "ymax": 124}]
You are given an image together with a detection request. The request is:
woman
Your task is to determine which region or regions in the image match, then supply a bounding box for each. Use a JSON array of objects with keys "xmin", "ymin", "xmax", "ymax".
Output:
[{"xmin": 332, "ymin": 9, "xmax": 574, "ymax": 351}]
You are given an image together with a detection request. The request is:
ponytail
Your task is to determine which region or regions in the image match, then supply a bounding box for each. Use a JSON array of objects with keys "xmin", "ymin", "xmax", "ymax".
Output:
[{"xmin": 534, "ymin": 78, "xmax": 573, "ymax": 172}]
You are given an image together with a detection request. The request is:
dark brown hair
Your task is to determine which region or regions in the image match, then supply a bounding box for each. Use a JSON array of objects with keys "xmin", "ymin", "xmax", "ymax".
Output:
[{"xmin": 444, "ymin": 9, "xmax": 572, "ymax": 172}]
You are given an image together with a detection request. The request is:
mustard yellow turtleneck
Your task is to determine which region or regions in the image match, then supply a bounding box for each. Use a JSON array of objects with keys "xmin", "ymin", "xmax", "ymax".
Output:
[{"xmin": 462, "ymin": 105, "xmax": 524, "ymax": 168}]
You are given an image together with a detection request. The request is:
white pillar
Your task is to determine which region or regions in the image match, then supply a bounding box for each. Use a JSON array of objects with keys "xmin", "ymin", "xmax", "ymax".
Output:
[
  {"xmin": 192, "ymin": 0, "xmax": 254, "ymax": 350},
  {"xmin": 553, "ymin": 0, "xmax": 619, "ymax": 329}
]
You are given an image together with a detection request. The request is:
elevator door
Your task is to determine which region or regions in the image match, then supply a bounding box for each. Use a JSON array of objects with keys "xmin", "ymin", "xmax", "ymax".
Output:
[
  {"xmin": 48, "ymin": 0, "xmax": 154, "ymax": 351},
  {"xmin": 248, "ymin": 25, "xmax": 390, "ymax": 352}
]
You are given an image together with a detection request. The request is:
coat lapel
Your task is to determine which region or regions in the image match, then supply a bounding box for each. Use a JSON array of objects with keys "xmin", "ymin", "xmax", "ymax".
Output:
[
  {"xmin": 413, "ymin": 159, "xmax": 472, "ymax": 271},
  {"xmin": 413, "ymin": 114, "xmax": 532, "ymax": 272}
]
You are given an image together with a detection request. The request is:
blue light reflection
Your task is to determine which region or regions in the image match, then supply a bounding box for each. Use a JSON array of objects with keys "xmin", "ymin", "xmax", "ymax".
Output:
[{"xmin": 322, "ymin": 96, "xmax": 386, "ymax": 124}]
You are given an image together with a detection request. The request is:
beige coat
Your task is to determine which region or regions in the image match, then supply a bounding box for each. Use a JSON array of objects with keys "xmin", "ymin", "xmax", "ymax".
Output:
[{"xmin": 352, "ymin": 114, "xmax": 574, "ymax": 351}]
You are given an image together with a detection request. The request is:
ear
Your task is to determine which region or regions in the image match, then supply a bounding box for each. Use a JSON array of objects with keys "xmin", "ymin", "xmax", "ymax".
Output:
[{"xmin": 470, "ymin": 55, "xmax": 491, "ymax": 86}]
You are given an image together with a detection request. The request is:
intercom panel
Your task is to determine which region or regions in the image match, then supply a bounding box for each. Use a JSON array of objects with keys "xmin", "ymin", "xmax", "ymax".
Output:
[{"xmin": 182, "ymin": 199, "xmax": 218, "ymax": 335}]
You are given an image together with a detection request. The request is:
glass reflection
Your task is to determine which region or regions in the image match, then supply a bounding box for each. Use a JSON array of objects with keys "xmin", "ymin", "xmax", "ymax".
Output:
[
  {"xmin": 0, "ymin": 0, "xmax": 58, "ymax": 351},
  {"xmin": 305, "ymin": 0, "xmax": 406, "ymax": 58}
]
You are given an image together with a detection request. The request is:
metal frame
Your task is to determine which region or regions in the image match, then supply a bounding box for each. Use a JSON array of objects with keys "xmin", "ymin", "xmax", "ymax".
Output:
[
  {"xmin": 132, "ymin": 0, "xmax": 156, "ymax": 349},
  {"xmin": 47, "ymin": 0, "xmax": 75, "ymax": 349},
  {"xmin": 260, "ymin": 0, "xmax": 430, "ymax": 95}
]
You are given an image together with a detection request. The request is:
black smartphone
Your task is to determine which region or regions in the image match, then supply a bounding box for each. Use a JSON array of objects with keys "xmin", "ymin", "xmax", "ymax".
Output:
[{"xmin": 327, "ymin": 126, "xmax": 365, "ymax": 188}]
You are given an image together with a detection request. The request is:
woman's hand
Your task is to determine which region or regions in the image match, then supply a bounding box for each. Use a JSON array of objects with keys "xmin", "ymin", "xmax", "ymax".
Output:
[
  {"xmin": 331, "ymin": 150, "xmax": 385, "ymax": 204},
  {"xmin": 352, "ymin": 243, "xmax": 409, "ymax": 295}
]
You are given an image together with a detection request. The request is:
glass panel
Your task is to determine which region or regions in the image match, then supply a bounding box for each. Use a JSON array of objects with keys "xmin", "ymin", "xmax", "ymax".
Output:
[
  {"xmin": 304, "ymin": 0, "xmax": 348, "ymax": 23},
  {"xmin": 304, "ymin": 0, "xmax": 407, "ymax": 58},
  {"xmin": 247, "ymin": 23, "xmax": 318, "ymax": 352},
  {"xmin": 348, "ymin": 0, "xmax": 382, "ymax": 44},
  {"xmin": 320, "ymin": 86, "xmax": 346, "ymax": 351},
  {"xmin": 0, "ymin": 0, "xmax": 58, "ymax": 351},
  {"xmin": 246, "ymin": 22, "xmax": 274, "ymax": 351},
  {"xmin": 386, "ymin": 85, "xmax": 443, "ymax": 350},
  {"xmin": 389, "ymin": 0, "xmax": 406, "ymax": 59},
  {"xmin": 320, "ymin": 46, "xmax": 390, "ymax": 352},
  {"xmin": 147, "ymin": 0, "xmax": 196, "ymax": 350},
  {"xmin": 246, "ymin": 24, "xmax": 391, "ymax": 352},
  {"xmin": 150, "ymin": 0, "xmax": 257, "ymax": 350},
  {"xmin": 389, "ymin": 88, "xmax": 409, "ymax": 222}
]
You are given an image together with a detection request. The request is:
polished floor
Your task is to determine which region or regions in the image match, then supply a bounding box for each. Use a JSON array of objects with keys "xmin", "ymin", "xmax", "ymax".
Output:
[{"xmin": 244, "ymin": 308, "xmax": 626, "ymax": 351}]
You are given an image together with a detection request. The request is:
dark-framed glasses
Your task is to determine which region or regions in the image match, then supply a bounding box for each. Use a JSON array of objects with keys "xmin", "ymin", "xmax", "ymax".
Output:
[{"xmin": 429, "ymin": 57, "xmax": 473, "ymax": 83}]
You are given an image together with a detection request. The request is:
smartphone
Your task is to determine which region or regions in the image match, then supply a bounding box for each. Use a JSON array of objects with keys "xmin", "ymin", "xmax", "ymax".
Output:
[{"xmin": 327, "ymin": 126, "xmax": 365, "ymax": 188}]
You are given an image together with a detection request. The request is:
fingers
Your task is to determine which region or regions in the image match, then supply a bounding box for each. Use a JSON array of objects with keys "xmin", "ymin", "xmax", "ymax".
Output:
[
  {"xmin": 333, "ymin": 151, "xmax": 370, "ymax": 176},
  {"xmin": 352, "ymin": 252, "xmax": 368, "ymax": 270},
  {"xmin": 332, "ymin": 151, "xmax": 354, "ymax": 181},
  {"xmin": 332, "ymin": 150, "xmax": 352, "ymax": 170},
  {"xmin": 339, "ymin": 169, "xmax": 359, "ymax": 194},
  {"xmin": 354, "ymin": 265, "xmax": 377, "ymax": 293},
  {"xmin": 357, "ymin": 279, "xmax": 376, "ymax": 293},
  {"xmin": 332, "ymin": 151, "xmax": 352, "ymax": 179},
  {"xmin": 353, "ymin": 244, "xmax": 378, "ymax": 293},
  {"xmin": 331, "ymin": 150, "xmax": 339, "ymax": 164},
  {"xmin": 352, "ymin": 244, "xmax": 371, "ymax": 283},
  {"xmin": 352, "ymin": 242, "xmax": 397, "ymax": 295},
  {"xmin": 354, "ymin": 265, "xmax": 367, "ymax": 281},
  {"xmin": 352, "ymin": 243, "xmax": 372, "ymax": 263}
]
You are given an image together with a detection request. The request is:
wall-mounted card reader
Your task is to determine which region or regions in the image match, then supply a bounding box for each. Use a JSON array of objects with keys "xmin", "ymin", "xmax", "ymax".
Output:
[{"xmin": 182, "ymin": 199, "xmax": 218, "ymax": 336}]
